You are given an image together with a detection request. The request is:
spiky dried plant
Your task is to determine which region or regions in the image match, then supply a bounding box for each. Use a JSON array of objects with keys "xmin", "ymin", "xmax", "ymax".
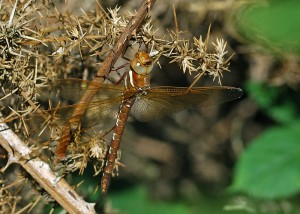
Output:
[{"xmin": 0, "ymin": 0, "xmax": 235, "ymax": 213}]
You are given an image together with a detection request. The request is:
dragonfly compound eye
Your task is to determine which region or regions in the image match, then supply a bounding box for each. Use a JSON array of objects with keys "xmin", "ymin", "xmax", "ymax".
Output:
[{"xmin": 130, "ymin": 52, "xmax": 153, "ymax": 75}]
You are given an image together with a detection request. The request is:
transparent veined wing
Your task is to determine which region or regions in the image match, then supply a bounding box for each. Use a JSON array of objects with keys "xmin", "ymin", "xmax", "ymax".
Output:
[
  {"xmin": 131, "ymin": 86, "xmax": 243, "ymax": 122},
  {"xmin": 36, "ymin": 79, "xmax": 126, "ymax": 128}
]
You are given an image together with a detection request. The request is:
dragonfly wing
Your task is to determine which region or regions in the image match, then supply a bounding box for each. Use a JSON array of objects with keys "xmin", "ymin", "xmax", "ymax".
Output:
[
  {"xmin": 81, "ymin": 95, "xmax": 125, "ymax": 128},
  {"xmin": 49, "ymin": 97, "xmax": 122, "ymax": 129},
  {"xmin": 131, "ymin": 94, "xmax": 185, "ymax": 122},
  {"xmin": 132, "ymin": 86, "xmax": 243, "ymax": 122},
  {"xmin": 40, "ymin": 79, "xmax": 124, "ymax": 103},
  {"xmin": 37, "ymin": 79, "xmax": 125, "ymax": 128}
]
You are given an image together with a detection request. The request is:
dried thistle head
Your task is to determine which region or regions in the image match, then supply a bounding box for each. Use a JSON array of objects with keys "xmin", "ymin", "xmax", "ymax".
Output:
[{"xmin": 139, "ymin": 23, "xmax": 233, "ymax": 87}]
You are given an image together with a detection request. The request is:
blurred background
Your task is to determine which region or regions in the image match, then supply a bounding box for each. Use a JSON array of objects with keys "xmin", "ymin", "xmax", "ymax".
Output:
[{"xmin": 1, "ymin": 0, "xmax": 300, "ymax": 213}]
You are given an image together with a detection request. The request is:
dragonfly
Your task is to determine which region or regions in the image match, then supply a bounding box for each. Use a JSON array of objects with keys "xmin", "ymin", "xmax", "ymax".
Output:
[{"xmin": 36, "ymin": 51, "xmax": 243, "ymax": 196}]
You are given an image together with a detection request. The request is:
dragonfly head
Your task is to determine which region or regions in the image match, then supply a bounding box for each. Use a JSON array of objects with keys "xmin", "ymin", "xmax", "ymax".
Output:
[{"xmin": 130, "ymin": 51, "xmax": 153, "ymax": 75}]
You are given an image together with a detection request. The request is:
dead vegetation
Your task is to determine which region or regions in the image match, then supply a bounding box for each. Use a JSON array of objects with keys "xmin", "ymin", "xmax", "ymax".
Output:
[{"xmin": 0, "ymin": 0, "xmax": 247, "ymax": 213}]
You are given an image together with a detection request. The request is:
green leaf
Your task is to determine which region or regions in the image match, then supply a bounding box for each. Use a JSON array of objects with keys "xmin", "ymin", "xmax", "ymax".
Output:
[
  {"xmin": 109, "ymin": 186, "xmax": 190, "ymax": 214},
  {"xmin": 268, "ymin": 102, "xmax": 297, "ymax": 124},
  {"xmin": 246, "ymin": 82, "xmax": 298, "ymax": 124},
  {"xmin": 230, "ymin": 122, "xmax": 300, "ymax": 199},
  {"xmin": 230, "ymin": 0, "xmax": 300, "ymax": 55},
  {"xmin": 246, "ymin": 82, "xmax": 279, "ymax": 109}
]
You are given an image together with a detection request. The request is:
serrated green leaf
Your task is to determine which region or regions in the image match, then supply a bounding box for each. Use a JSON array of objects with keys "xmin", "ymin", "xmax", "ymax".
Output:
[{"xmin": 230, "ymin": 122, "xmax": 300, "ymax": 199}]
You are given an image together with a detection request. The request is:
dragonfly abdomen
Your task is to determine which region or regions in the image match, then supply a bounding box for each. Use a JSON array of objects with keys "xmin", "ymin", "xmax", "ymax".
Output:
[{"xmin": 101, "ymin": 96, "xmax": 135, "ymax": 196}]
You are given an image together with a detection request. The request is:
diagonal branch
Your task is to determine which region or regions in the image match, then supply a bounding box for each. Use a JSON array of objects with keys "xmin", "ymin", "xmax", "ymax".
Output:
[{"xmin": 0, "ymin": 123, "xmax": 96, "ymax": 214}]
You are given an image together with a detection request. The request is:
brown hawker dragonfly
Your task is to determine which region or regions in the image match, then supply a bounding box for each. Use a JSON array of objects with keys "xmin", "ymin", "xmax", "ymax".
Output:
[{"xmin": 36, "ymin": 51, "xmax": 243, "ymax": 196}]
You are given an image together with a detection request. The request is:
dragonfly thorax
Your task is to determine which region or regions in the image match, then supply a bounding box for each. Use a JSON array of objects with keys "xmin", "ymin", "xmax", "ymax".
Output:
[
  {"xmin": 125, "ymin": 69, "xmax": 151, "ymax": 89},
  {"xmin": 125, "ymin": 52, "xmax": 153, "ymax": 89}
]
